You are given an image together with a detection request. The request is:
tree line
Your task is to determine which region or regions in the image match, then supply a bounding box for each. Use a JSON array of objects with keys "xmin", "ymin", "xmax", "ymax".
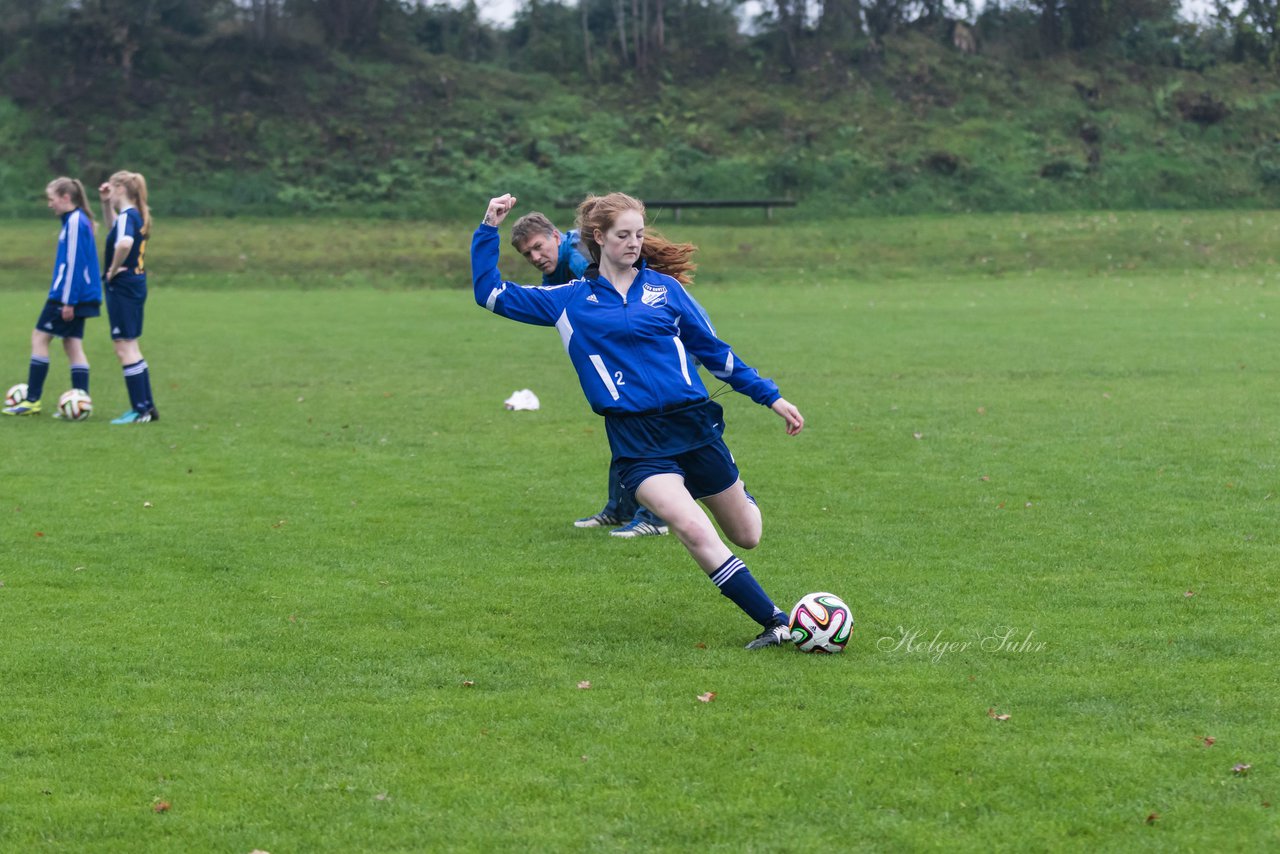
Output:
[{"xmin": 1, "ymin": 0, "xmax": 1278, "ymax": 87}]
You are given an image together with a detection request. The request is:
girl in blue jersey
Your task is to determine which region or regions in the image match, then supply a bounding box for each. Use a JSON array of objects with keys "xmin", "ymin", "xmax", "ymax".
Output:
[
  {"xmin": 472, "ymin": 192, "xmax": 805, "ymax": 649},
  {"xmin": 98, "ymin": 170, "xmax": 159, "ymax": 424},
  {"xmin": 3, "ymin": 178, "xmax": 101, "ymax": 417}
]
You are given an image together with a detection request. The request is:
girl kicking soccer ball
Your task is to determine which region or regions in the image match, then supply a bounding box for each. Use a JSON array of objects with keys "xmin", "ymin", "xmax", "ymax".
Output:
[{"xmin": 470, "ymin": 192, "xmax": 805, "ymax": 649}]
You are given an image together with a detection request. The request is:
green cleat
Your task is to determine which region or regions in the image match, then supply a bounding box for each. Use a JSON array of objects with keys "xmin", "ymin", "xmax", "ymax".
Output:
[{"xmin": 2, "ymin": 400, "xmax": 41, "ymax": 416}]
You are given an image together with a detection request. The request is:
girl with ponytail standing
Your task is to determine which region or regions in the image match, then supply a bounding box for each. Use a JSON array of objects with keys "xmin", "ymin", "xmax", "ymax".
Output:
[
  {"xmin": 3, "ymin": 178, "xmax": 101, "ymax": 417},
  {"xmin": 99, "ymin": 170, "xmax": 159, "ymax": 423}
]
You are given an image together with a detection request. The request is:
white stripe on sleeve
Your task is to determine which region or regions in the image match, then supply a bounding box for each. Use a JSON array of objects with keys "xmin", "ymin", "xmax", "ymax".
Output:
[
  {"xmin": 711, "ymin": 351, "xmax": 735, "ymax": 379},
  {"xmin": 485, "ymin": 284, "xmax": 506, "ymax": 312},
  {"xmin": 555, "ymin": 309, "xmax": 573, "ymax": 351},
  {"xmin": 61, "ymin": 212, "xmax": 79, "ymax": 302}
]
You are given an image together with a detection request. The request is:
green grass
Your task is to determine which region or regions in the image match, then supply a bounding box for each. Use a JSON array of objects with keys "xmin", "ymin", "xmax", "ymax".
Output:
[{"xmin": 1, "ymin": 213, "xmax": 1277, "ymax": 851}]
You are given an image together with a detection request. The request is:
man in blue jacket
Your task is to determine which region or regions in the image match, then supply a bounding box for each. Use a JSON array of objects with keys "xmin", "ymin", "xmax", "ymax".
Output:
[{"xmin": 509, "ymin": 211, "xmax": 669, "ymax": 538}]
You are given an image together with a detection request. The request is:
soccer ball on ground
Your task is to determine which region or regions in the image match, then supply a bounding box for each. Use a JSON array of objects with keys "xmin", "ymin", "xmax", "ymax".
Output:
[
  {"xmin": 788, "ymin": 592, "xmax": 853, "ymax": 654},
  {"xmin": 57, "ymin": 389, "xmax": 93, "ymax": 421},
  {"xmin": 5, "ymin": 383, "xmax": 28, "ymax": 407}
]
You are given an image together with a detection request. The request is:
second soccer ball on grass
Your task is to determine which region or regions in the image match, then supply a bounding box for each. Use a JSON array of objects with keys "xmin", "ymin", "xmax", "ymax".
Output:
[{"xmin": 57, "ymin": 389, "xmax": 93, "ymax": 421}]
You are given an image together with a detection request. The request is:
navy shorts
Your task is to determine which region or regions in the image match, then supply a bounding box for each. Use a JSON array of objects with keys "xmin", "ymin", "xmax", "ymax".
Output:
[
  {"xmin": 34, "ymin": 302, "xmax": 91, "ymax": 339},
  {"xmin": 616, "ymin": 437, "xmax": 740, "ymax": 501},
  {"xmin": 106, "ymin": 282, "xmax": 147, "ymax": 340}
]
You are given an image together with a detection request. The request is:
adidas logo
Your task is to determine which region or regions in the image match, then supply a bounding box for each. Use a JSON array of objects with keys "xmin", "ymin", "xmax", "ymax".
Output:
[
  {"xmin": 112, "ymin": 327, "xmax": 121, "ymax": 334},
  {"xmin": 586, "ymin": 293, "xmax": 599, "ymax": 303}
]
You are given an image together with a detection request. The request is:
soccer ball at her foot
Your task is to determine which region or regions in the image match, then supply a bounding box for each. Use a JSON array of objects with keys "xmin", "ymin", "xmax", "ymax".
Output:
[
  {"xmin": 5, "ymin": 383, "xmax": 28, "ymax": 406},
  {"xmin": 788, "ymin": 592, "xmax": 853, "ymax": 654},
  {"xmin": 58, "ymin": 389, "xmax": 93, "ymax": 421}
]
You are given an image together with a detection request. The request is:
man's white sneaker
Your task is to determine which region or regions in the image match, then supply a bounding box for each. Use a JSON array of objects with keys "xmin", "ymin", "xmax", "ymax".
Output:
[{"xmin": 609, "ymin": 519, "xmax": 668, "ymax": 538}]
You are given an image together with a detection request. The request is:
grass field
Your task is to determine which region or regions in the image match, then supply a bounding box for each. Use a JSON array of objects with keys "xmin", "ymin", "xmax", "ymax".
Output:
[{"xmin": 1, "ymin": 212, "xmax": 1277, "ymax": 851}]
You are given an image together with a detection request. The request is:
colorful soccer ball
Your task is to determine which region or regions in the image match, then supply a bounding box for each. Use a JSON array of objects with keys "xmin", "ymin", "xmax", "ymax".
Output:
[
  {"xmin": 789, "ymin": 592, "xmax": 853, "ymax": 654},
  {"xmin": 57, "ymin": 389, "xmax": 93, "ymax": 421},
  {"xmin": 5, "ymin": 383, "xmax": 28, "ymax": 407}
]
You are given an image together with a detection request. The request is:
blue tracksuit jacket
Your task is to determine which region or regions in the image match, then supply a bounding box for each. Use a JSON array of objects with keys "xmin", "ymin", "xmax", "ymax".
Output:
[
  {"xmin": 544, "ymin": 229, "xmax": 591, "ymax": 286},
  {"xmin": 472, "ymin": 223, "xmax": 780, "ymax": 418},
  {"xmin": 48, "ymin": 209, "xmax": 102, "ymax": 307}
]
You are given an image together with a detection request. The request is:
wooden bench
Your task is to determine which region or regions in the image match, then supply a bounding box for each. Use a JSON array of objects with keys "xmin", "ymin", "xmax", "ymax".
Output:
[
  {"xmin": 557, "ymin": 199, "xmax": 796, "ymax": 221},
  {"xmin": 642, "ymin": 199, "xmax": 797, "ymax": 221}
]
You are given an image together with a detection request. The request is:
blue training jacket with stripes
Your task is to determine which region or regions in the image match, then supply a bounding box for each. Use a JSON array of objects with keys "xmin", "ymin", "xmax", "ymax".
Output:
[
  {"xmin": 472, "ymin": 223, "xmax": 781, "ymax": 417},
  {"xmin": 48, "ymin": 209, "xmax": 102, "ymax": 307}
]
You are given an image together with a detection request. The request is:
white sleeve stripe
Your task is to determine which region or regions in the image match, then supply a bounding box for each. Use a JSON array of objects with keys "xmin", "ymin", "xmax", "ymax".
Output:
[
  {"xmin": 588, "ymin": 355, "xmax": 620, "ymax": 401},
  {"xmin": 710, "ymin": 351, "xmax": 735, "ymax": 379},
  {"xmin": 62, "ymin": 212, "xmax": 78, "ymax": 301},
  {"xmin": 555, "ymin": 309, "xmax": 573, "ymax": 351},
  {"xmin": 115, "ymin": 213, "xmax": 128, "ymax": 241},
  {"xmin": 485, "ymin": 284, "xmax": 505, "ymax": 312},
  {"xmin": 673, "ymin": 337, "xmax": 692, "ymax": 385}
]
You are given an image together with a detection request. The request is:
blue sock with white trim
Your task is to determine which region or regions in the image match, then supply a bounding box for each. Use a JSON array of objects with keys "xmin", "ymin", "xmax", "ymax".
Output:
[
  {"xmin": 70, "ymin": 363, "xmax": 90, "ymax": 393},
  {"xmin": 141, "ymin": 366, "xmax": 155, "ymax": 410},
  {"xmin": 123, "ymin": 360, "xmax": 151, "ymax": 412},
  {"xmin": 27, "ymin": 356, "xmax": 50, "ymax": 402},
  {"xmin": 711, "ymin": 555, "xmax": 786, "ymax": 628}
]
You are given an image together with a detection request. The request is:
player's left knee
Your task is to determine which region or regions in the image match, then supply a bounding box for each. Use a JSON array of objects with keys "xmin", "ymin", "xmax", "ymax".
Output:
[{"xmin": 730, "ymin": 528, "xmax": 761, "ymax": 550}]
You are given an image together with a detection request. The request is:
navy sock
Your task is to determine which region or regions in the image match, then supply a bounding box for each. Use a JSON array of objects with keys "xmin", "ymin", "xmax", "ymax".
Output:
[
  {"xmin": 711, "ymin": 556, "xmax": 786, "ymax": 628},
  {"xmin": 70, "ymin": 363, "xmax": 90, "ymax": 394},
  {"xmin": 27, "ymin": 356, "xmax": 50, "ymax": 402},
  {"xmin": 141, "ymin": 364, "xmax": 155, "ymax": 409},
  {"xmin": 123, "ymin": 360, "xmax": 150, "ymax": 411}
]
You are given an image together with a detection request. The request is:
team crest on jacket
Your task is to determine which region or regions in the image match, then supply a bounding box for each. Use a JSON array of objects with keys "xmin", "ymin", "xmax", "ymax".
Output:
[{"xmin": 641, "ymin": 282, "xmax": 667, "ymax": 307}]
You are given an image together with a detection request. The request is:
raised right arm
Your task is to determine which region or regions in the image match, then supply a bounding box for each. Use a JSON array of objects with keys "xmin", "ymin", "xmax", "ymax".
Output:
[
  {"xmin": 471, "ymin": 199, "xmax": 570, "ymax": 327},
  {"xmin": 98, "ymin": 183, "xmax": 116, "ymax": 231}
]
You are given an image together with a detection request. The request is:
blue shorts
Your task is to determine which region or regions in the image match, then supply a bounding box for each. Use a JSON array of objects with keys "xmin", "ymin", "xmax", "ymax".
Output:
[
  {"xmin": 35, "ymin": 301, "xmax": 94, "ymax": 339},
  {"xmin": 616, "ymin": 437, "xmax": 740, "ymax": 501},
  {"xmin": 106, "ymin": 280, "xmax": 147, "ymax": 340},
  {"xmin": 604, "ymin": 399, "xmax": 726, "ymax": 460}
]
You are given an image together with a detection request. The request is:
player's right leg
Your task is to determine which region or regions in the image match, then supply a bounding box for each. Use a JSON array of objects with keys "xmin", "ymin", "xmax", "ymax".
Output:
[
  {"xmin": 3, "ymin": 329, "xmax": 54, "ymax": 415},
  {"xmin": 110, "ymin": 338, "xmax": 157, "ymax": 423}
]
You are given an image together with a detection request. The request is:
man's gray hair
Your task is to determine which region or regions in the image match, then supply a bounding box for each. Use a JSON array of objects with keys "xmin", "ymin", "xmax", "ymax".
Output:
[{"xmin": 510, "ymin": 211, "xmax": 559, "ymax": 248}]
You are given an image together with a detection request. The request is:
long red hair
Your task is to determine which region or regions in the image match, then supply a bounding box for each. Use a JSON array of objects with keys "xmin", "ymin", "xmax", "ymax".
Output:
[{"xmin": 575, "ymin": 192, "xmax": 697, "ymax": 285}]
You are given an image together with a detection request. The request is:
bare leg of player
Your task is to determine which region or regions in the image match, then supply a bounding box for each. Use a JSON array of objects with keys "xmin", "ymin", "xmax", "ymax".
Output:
[{"xmin": 635, "ymin": 473, "xmax": 732, "ymax": 574}]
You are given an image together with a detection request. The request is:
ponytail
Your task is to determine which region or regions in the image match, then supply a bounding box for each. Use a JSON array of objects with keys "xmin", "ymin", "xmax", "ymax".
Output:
[
  {"xmin": 46, "ymin": 177, "xmax": 95, "ymax": 227},
  {"xmin": 109, "ymin": 170, "xmax": 152, "ymax": 235}
]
